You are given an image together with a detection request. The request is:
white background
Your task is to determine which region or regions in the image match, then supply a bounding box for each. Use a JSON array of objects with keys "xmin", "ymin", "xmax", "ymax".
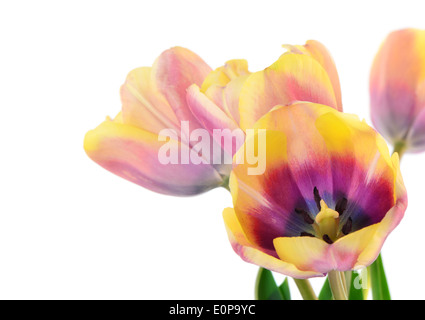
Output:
[{"xmin": 1, "ymin": 0, "xmax": 424, "ymax": 300}]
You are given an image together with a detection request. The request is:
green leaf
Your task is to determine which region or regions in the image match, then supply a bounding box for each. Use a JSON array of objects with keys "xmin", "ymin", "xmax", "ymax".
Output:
[
  {"xmin": 368, "ymin": 254, "xmax": 391, "ymax": 300},
  {"xmin": 255, "ymin": 267, "xmax": 279, "ymax": 300},
  {"xmin": 348, "ymin": 271, "xmax": 365, "ymax": 300},
  {"xmin": 278, "ymin": 278, "xmax": 291, "ymax": 300},
  {"xmin": 255, "ymin": 267, "xmax": 291, "ymax": 300},
  {"xmin": 318, "ymin": 277, "xmax": 333, "ymax": 300}
]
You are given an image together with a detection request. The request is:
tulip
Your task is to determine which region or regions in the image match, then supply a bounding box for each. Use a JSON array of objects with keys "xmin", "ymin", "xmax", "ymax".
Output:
[
  {"xmin": 84, "ymin": 47, "xmax": 244, "ymax": 196},
  {"xmin": 239, "ymin": 40, "xmax": 343, "ymax": 130},
  {"xmin": 370, "ymin": 28, "xmax": 425, "ymax": 154},
  {"xmin": 223, "ymin": 102, "xmax": 407, "ymax": 286}
]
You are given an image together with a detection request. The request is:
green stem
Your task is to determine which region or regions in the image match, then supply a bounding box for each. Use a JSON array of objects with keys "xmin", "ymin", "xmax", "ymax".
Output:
[
  {"xmin": 293, "ymin": 279, "xmax": 318, "ymax": 300},
  {"xmin": 222, "ymin": 175, "xmax": 230, "ymax": 192},
  {"xmin": 344, "ymin": 271, "xmax": 352, "ymax": 293},
  {"xmin": 393, "ymin": 141, "xmax": 406, "ymax": 159},
  {"xmin": 328, "ymin": 270, "xmax": 348, "ymax": 300}
]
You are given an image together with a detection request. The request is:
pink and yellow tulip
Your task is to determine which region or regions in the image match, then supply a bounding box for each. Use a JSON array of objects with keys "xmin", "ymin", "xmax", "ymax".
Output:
[
  {"xmin": 224, "ymin": 102, "xmax": 407, "ymax": 279},
  {"xmin": 84, "ymin": 47, "xmax": 243, "ymax": 196},
  {"xmin": 370, "ymin": 28, "xmax": 425, "ymax": 154}
]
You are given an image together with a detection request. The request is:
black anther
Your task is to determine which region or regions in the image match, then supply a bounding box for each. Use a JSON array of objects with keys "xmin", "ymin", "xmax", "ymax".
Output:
[
  {"xmin": 342, "ymin": 217, "xmax": 353, "ymax": 235},
  {"xmin": 322, "ymin": 234, "xmax": 334, "ymax": 244},
  {"xmin": 335, "ymin": 197, "xmax": 348, "ymax": 216},
  {"xmin": 313, "ymin": 187, "xmax": 322, "ymax": 211},
  {"xmin": 300, "ymin": 232, "xmax": 315, "ymax": 238},
  {"xmin": 295, "ymin": 208, "xmax": 315, "ymax": 225}
]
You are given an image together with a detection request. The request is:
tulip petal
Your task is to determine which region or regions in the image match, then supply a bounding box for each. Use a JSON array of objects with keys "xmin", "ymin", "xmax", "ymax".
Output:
[
  {"xmin": 314, "ymin": 109, "xmax": 396, "ymax": 230},
  {"xmin": 84, "ymin": 119, "xmax": 223, "ymax": 196},
  {"xmin": 203, "ymin": 75, "xmax": 250, "ymax": 126},
  {"xmin": 186, "ymin": 85, "xmax": 243, "ymax": 156},
  {"xmin": 223, "ymin": 75, "xmax": 250, "ymax": 125},
  {"xmin": 201, "ymin": 59, "xmax": 250, "ymax": 92},
  {"xmin": 333, "ymin": 153, "xmax": 407, "ymax": 270},
  {"xmin": 203, "ymin": 85, "xmax": 226, "ymax": 112},
  {"xmin": 331, "ymin": 223, "xmax": 380, "ymax": 271},
  {"xmin": 283, "ymin": 40, "xmax": 342, "ymax": 111},
  {"xmin": 120, "ymin": 67, "xmax": 180, "ymax": 133},
  {"xmin": 223, "ymin": 208, "xmax": 323, "ymax": 279},
  {"xmin": 152, "ymin": 47, "xmax": 212, "ymax": 128},
  {"xmin": 273, "ymin": 236, "xmax": 332, "ymax": 275},
  {"xmin": 200, "ymin": 59, "xmax": 250, "ymax": 125},
  {"xmin": 239, "ymin": 54, "xmax": 338, "ymax": 130},
  {"xmin": 333, "ymin": 199, "xmax": 406, "ymax": 271}
]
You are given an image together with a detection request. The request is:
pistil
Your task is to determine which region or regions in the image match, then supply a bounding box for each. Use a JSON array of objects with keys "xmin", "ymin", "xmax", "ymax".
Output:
[
  {"xmin": 314, "ymin": 200, "xmax": 339, "ymax": 242},
  {"xmin": 297, "ymin": 187, "xmax": 353, "ymax": 242}
]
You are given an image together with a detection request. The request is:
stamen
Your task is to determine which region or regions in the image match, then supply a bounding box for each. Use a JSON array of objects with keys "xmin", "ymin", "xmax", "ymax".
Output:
[
  {"xmin": 295, "ymin": 208, "xmax": 315, "ymax": 225},
  {"xmin": 300, "ymin": 232, "xmax": 315, "ymax": 238},
  {"xmin": 342, "ymin": 217, "xmax": 353, "ymax": 235},
  {"xmin": 313, "ymin": 187, "xmax": 322, "ymax": 211},
  {"xmin": 323, "ymin": 234, "xmax": 334, "ymax": 244},
  {"xmin": 335, "ymin": 197, "xmax": 348, "ymax": 216}
]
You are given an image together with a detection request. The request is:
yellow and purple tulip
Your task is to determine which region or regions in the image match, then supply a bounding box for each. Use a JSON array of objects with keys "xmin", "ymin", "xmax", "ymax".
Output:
[
  {"xmin": 239, "ymin": 40, "xmax": 343, "ymax": 130},
  {"xmin": 224, "ymin": 102, "xmax": 407, "ymax": 279},
  {"xmin": 370, "ymin": 28, "xmax": 425, "ymax": 154},
  {"xmin": 84, "ymin": 47, "xmax": 243, "ymax": 196}
]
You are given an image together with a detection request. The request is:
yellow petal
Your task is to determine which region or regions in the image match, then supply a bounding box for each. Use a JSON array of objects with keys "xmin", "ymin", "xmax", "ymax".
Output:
[{"xmin": 273, "ymin": 236, "xmax": 333, "ymax": 274}]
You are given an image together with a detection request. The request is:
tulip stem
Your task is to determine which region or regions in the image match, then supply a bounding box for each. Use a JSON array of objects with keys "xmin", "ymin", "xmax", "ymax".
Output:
[
  {"xmin": 293, "ymin": 279, "xmax": 318, "ymax": 300},
  {"xmin": 328, "ymin": 270, "xmax": 348, "ymax": 300},
  {"xmin": 393, "ymin": 141, "xmax": 406, "ymax": 159},
  {"xmin": 222, "ymin": 176, "xmax": 231, "ymax": 192}
]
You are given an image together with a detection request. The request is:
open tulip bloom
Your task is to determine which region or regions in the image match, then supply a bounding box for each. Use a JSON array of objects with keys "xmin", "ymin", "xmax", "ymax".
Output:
[
  {"xmin": 84, "ymin": 38, "xmax": 413, "ymax": 300},
  {"xmin": 224, "ymin": 102, "xmax": 407, "ymax": 300}
]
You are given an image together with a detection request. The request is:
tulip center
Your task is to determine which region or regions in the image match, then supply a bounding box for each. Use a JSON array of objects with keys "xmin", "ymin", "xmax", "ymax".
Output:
[
  {"xmin": 314, "ymin": 200, "xmax": 339, "ymax": 243},
  {"xmin": 296, "ymin": 187, "xmax": 352, "ymax": 244}
]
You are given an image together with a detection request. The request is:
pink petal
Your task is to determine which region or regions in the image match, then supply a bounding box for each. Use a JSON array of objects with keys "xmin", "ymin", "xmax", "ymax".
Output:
[{"xmin": 152, "ymin": 47, "xmax": 212, "ymax": 129}]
